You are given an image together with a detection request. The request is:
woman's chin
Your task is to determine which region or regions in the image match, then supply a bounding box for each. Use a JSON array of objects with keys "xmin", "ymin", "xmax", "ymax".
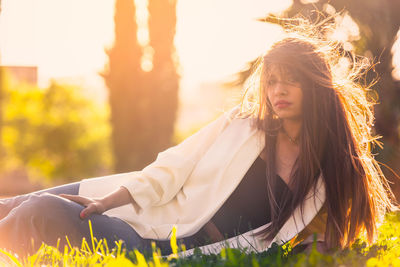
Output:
[{"xmin": 277, "ymin": 114, "xmax": 302, "ymax": 121}]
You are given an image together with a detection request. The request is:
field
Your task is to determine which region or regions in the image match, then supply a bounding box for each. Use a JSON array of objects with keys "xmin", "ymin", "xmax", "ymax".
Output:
[{"xmin": 1, "ymin": 212, "xmax": 400, "ymax": 266}]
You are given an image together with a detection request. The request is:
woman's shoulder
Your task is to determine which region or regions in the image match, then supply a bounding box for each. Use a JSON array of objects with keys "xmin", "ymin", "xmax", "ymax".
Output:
[
  {"xmin": 220, "ymin": 106, "xmax": 261, "ymax": 137},
  {"xmin": 225, "ymin": 103, "xmax": 259, "ymax": 122}
]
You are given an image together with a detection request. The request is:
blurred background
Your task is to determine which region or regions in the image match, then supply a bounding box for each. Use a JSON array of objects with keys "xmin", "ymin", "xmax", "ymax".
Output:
[{"xmin": 0, "ymin": 0, "xmax": 399, "ymax": 199}]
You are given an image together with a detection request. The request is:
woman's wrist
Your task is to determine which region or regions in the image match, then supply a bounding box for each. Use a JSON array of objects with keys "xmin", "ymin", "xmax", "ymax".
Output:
[
  {"xmin": 99, "ymin": 186, "xmax": 135, "ymax": 212},
  {"xmin": 97, "ymin": 197, "xmax": 111, "ymax": 212}
]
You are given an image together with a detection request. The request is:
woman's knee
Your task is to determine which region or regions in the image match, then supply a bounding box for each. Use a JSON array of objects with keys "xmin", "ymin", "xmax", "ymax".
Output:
[
  {"xmin": 13, "ymin": 193, "xmax": 82, "ymax": 221},
  {"xmin": 11, "ymin": 193, "xmax": 87, "ymax": 241},
  {"xmin": 34, "ymin": 182, "xmax": 80, "ymax": 195},
  {"xmin": 0, "ymin": 193, "xmax": 86, "ymax": 254}
]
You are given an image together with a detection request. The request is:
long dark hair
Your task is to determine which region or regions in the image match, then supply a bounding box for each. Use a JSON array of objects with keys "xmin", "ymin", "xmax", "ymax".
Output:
[{"xmin": 240, "ymin": 23, "xmax": 395, "ymax": 248}]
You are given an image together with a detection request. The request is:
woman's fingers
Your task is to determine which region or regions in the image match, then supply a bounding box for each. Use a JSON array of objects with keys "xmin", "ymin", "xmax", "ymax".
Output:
[
  {"xmin": 59, "ymin": 194, "xmax": 106, "ymax": 219},
  {"xmin": 59, "ymin": 194, "xmax": 91, "ymax": 206},
  {"xmin": 80, "ymin": 204, "xmax": 97, "ymax": 219},
  {"xmin": 80, "ymin": 202, "xmax": 106, "ymax": 219}
]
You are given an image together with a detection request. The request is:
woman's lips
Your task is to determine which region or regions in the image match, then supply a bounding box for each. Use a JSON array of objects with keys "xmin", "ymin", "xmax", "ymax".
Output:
[{"xmin": 275, "ymin": 101, "xmax": 291, "ymax": 108}]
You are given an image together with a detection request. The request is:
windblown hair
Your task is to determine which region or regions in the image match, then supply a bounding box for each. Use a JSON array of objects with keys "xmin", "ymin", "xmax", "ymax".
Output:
[{"xmin": 239, "ymin": 17, "xmax": 396, "ymax": 248}]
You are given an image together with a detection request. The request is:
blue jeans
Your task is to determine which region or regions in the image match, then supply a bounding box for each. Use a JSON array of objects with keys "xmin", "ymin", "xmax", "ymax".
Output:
[{"xmin": 0, "ymin": 183, "xmax": 199, "ymax": 256}]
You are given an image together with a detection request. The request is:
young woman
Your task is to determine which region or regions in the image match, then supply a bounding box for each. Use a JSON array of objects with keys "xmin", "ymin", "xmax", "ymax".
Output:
[{"xmin": 0, "ymin": 25, "xmax": 395, "ymax": 256}]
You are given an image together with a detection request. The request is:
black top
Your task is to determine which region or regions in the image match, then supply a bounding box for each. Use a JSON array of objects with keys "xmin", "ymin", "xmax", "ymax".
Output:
[{"xmin": 209, "ymin": 156, "xmax": 291, "ymax": 238}]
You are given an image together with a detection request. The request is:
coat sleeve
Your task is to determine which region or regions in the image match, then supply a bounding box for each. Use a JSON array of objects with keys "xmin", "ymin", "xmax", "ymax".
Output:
[{"xmin": 121, "ymin": 106, "xmax": 240, "ymax": 212}]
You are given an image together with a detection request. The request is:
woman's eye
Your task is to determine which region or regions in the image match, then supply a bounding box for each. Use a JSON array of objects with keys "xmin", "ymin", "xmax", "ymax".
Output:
[{"xmin": 267, "ymin": 79, "xmax": 277, "ymax": 86}]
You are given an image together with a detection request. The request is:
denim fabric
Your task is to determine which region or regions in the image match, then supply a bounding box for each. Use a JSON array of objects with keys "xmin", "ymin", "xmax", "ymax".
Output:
[{"xmin": 0, "ymin": 183, "xmax": 190, "ymax": 256}]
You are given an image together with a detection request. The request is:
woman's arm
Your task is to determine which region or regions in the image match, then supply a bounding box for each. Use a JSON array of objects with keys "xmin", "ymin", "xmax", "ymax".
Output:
[
  {"xmin": 60, "ymin": 186, "xmax": 135, "ymax": 219},
  {"xmin": 117, "ymin": 107, "xmax": 239, "ymax": 211},
  {"xmin": 75, "ymin": 106, "xmax": 240, "ymax": 216}
]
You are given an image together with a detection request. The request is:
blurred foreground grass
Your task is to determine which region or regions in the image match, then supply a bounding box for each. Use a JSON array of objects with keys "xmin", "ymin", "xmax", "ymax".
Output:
[{"xmin": 2, "ymin": 212, "xmax": 400, "ymax": 266}]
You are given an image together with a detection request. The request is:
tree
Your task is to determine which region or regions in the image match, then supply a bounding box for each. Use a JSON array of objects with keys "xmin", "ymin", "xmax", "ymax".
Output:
[
  {"xmin": 103, "ymin": 0, "xmax": 144, "ymax": 172},
  {"xmin": 145, "ymin": 0, "xmax": 179, "ymax": 161},
  {"xmin": 103, "ymin": 0, "xmax": 179, "ymax": 173},
  {"xmin": 1, "ymin": 79, "xmax": 112, "ymax": 182}
]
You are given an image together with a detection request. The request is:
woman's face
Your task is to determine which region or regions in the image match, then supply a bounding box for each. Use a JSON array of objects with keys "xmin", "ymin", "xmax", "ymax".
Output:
[{"xmin": 265, "ymin": 67, "xmax": 303, "ymax": 121}]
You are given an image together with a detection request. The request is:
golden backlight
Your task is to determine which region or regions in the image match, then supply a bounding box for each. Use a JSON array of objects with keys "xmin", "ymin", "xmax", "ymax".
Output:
[
  {"xmin": 1, "ymin": 0, "xmax": 290, "ymax": 91},
  {"xmin": 1, "ymin": 0, "xmax": 399, "ymax": 129}
]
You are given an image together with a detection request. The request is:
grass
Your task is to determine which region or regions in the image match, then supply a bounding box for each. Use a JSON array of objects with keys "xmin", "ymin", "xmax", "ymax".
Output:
[{"xmin": 1, "ymin": 212, "xmax": 400, "ymax": 266}]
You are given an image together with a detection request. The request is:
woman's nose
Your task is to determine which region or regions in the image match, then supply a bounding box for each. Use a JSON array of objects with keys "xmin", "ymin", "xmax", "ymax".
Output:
[{"xmin": 273, "ymin": 82, "xmax": 287, "ymax": 95}]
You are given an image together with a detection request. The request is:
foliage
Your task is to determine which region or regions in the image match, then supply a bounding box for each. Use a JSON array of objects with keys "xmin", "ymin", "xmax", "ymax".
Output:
[
  {"xmin": 102, "ymin": 0, "xmax": 179, "ymax": 173},
  {"xmin": 0, "ymin": 75, "xmax": 112, "ymax": 182},
  {"xmin": 2, "ymin": 212, "xmax": 400, "ymax": 266}
]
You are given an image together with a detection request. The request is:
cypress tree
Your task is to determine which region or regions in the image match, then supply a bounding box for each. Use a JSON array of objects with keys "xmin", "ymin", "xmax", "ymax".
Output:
[
  {"xmin": 145, "ymin": 0, "xmax": 179, "ymax": 159},
  {"xmin": 103, "ymin": 0, "xmax": 144, "ymax": 172},
  {"xmin": 103, "ymin": 0, "xmax": 179, "ymax": 172}
]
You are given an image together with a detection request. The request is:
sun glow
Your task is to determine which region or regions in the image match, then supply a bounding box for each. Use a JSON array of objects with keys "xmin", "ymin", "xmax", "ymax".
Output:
[
  {"xmin": 0, "ymin": 0, "xmax": 291, "ymax": 92},
  {"xmin": 134, "ymin": 0, "xmax": 154, "ymax": 72}
]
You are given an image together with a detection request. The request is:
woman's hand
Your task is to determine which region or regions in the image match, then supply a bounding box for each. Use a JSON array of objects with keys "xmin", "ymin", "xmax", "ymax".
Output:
[
  {"xmin": 59, "ymin": 194, "xmax": 106, "ymax": 219},
  {"xmin": 60, "ymin": 186, "xmax": 135, "ymax": 219}
]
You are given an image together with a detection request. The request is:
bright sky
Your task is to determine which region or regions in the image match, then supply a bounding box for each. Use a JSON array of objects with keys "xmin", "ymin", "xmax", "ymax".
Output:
[{"xmin": 0, "ymin": 0, "xmax": 115, "ymax": 93}]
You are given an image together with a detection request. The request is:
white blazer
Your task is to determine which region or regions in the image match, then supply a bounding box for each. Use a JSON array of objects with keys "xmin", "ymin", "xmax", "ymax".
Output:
[{"xmin": 78, "ymin": 106, "xmax": 325, "ymax": 254}]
